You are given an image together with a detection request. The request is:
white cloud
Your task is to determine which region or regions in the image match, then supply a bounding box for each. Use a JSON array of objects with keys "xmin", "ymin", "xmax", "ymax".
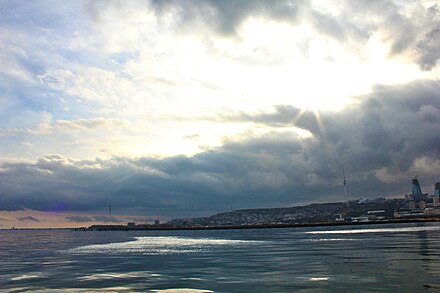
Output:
[
  {"xmin": 0, "ymin": 118, "xmax": 130, "ymax": 137},
  {"xmin": 0, "ymin": 40, "xmax": 35, "ymax": 83}
]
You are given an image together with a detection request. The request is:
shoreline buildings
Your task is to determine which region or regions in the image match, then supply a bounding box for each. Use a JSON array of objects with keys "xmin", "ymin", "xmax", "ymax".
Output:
[
  {"xmin": 76, "ymin": 176, "xmax": 440, "ymax": 231},
  {"xmin": 396, "ymin": 177, "xmax": 440, "ymax": 218}
]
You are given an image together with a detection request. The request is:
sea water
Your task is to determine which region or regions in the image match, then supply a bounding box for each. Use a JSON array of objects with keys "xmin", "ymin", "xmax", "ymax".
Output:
[{"xmin": 1, "ymin": 222, "xmax": 440, "ymax": 292}]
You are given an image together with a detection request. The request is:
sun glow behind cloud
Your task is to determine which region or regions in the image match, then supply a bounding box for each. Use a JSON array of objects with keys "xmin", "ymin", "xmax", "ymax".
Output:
[
  {"xmin": 1, "ymin": 5, "xmax": 432, "ymax": 160},
  {"xmin": 112, "ymin": 12, "xmax": 429, "ymax": 118},
  {"xmin": 229, "ymin": 18, "xmax": 428, "ymax": 112},
  {"xmin": 88, "ymin": 10, "xmax": 431, "ymax": 158},
  {"xmin": 1, "ymin": 0, "xmax": 436, "ymax": 164}
]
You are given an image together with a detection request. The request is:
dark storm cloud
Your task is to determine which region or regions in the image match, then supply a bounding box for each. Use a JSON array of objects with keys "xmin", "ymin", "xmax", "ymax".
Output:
[
  {"xmin": 171, "ymin": 0, "xmax": 304, "ymax": 36},
  {"xmin": 1, "ymin": 80, "xmax": 440, "ymax": 216},
  {"xmin": 222, "ymin": 80, "xmax": 440, "ymax": 173},
  {"xmin": 0, "ymin": 135, "xmax": 337, "ymax": 215},
  {"xmin": 417, "ymin": 23, "xmax": 440, "ymax": 70},
  {"xmin": 84, "ymin": 0, "xmax": 306, "ymax": 36}
]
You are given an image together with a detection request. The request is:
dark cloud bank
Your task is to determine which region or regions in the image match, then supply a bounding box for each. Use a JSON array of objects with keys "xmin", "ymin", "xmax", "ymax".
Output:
[{"xmin": 1, "ymin": 80, "xmax": 440, "ymax": 217}]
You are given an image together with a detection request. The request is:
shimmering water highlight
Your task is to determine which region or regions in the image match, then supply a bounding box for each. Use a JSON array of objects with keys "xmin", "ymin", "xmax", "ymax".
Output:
[{"xmin": 67, "ymin": 236, "xmax": 263, "ymax": 255}]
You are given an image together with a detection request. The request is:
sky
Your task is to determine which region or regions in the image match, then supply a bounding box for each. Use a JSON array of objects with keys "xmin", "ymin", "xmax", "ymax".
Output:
[{"xmin": 1, "ymin": 0, "xmax": 440, "ymax": 228}]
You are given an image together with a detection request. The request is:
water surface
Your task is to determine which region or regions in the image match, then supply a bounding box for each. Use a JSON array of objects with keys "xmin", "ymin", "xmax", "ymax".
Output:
[{"xmin": 1, "ymin": 222, "xmax": 440, "ymax": 292}]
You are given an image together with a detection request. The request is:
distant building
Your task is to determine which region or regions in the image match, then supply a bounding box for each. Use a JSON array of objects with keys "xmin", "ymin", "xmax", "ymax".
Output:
[
  {"xmin": 154, "ymin": 220, "xmax": 160, "ymax": 225},
  {"xmin": 435, "ymin": 182, "xmax": 440, "ymax": 197},
  {"xmin": 127, "ymin": 222, "xmax": 136, "ymax": 227},
  {"xmin": 408, "ymin": 201, "xmax": 416, "ymax": 210},
  {"xmin": 419, "ymin": 201, "xmax": 426, "ymax": 210},
  {"xmin": 424, "ymin": 208, "xmax": 440, "ymax": 217},
  {"xmin": 335, "ymin": 214, "xmax": 344, "ymax": 222},
  {"xmin": 412, "ymin": 177, "xmax": 423, "ymax": 200}
]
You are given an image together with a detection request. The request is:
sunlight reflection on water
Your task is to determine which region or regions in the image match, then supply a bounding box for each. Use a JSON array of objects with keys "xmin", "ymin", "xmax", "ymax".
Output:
[{"xmin": 66, "ymin": 236, "xmax": 265, "ymax": 255}]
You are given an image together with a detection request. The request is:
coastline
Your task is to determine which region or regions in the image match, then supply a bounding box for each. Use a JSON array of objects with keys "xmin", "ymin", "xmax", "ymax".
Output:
[{"xmin": 72, "ymin": 217, "xmax": 440, "ymax": 231}]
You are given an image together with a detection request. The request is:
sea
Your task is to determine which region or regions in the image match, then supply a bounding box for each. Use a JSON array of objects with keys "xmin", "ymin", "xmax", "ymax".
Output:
[{"xmin": 1, "ymin": 222, "xmax": 440, "ymax": 292}]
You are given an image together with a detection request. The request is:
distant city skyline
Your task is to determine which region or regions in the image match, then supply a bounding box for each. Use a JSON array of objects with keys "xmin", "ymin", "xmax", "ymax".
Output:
[{"xmin": 1, "ymin": 0, "xmax": 440, "ymax": 228}]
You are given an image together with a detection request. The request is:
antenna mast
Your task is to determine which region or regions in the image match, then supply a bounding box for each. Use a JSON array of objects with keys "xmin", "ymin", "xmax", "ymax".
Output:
[{"xmin": 343, "ymin": 168, "xmax": 348, "ymax": 206}]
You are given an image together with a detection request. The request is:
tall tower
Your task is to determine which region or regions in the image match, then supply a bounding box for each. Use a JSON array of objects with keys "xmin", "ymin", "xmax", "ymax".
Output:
[{"xmin": 343, "ymin": 168, "xmax": 348, "ymax": 206}]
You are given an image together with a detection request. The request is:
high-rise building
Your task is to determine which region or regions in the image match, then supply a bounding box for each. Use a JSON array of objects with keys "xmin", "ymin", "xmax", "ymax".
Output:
[
  {"xmin": 435, "ymin": 182, "xmax": 440, "ymax": 197},
  {"xmin": 412, "ymin": 177, "xmax": 423, "ymax": 200}
]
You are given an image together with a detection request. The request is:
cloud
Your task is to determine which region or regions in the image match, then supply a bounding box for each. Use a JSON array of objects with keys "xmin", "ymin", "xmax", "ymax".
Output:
[
  {"xmin": 1, "ymin": 79, "xmax": 439, "ymax": 217},
  {"xmin": 2, "ymin": 0, "xmax": 438, "ymax": 163},
  {"xmin": 1, "ymin": 1, "xmax": 440, "ymax": 220},
  {"xmin": 223, "ymin": 80, "xmax": 440, "ymax": 165},
  {"xmin": 84, "ymin": 0, "xmax": 305, "ymax": 37},
  {"xmin": 0, "ymin": 118, "xmax": 130, "ymax": 138},
  {"xmin": 17, "ymin": 216, "xmax": 40, "ymax": 222},
  {"xmin": 84, "ymin": 0, "xmax": 440, "ymax": 70},
  {"xmin": 0, "ymin": 42, "xmax": 35, "ymax": 83}
]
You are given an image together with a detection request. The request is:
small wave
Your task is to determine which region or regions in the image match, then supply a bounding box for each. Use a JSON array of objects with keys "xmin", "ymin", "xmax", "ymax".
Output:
[
  {"xmin": 11, "ymin": 274, "xmax": 40, "ymax": 281},
  {"xmin": 66, "ymin": 236, "xmax": 263, "ymax": 255},
  {"xmin": 297, "ymin": 276, "xmax": 330, "ymax": 282},
  {"xmin": 304, "ymin": 238, "xmax": 355, "ymax": 241},
  {"xmin": 307, "ymin": 277, "xmax": 329, "ymax": 281},
  {"xmin": 77, "ymin": 271, "xmax": 161, "ymax": 281}
]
